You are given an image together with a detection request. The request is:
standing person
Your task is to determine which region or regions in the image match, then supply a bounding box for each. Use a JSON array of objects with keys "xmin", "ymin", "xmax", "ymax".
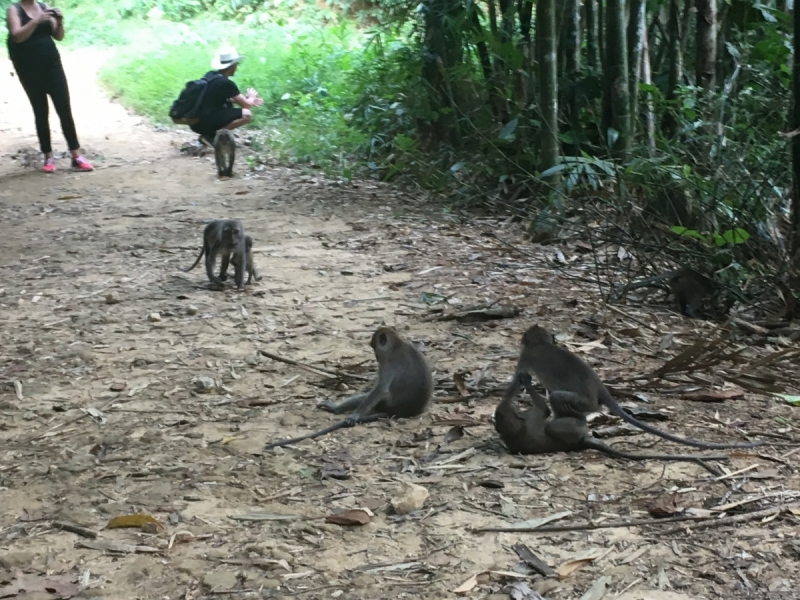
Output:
[
  {"xmin": 190, "ymin": 47, "xmax": 264, "ymax": 147},
  {"xmin": 5, "ymin": 1, "xmax": 93, "ymax": 172}
]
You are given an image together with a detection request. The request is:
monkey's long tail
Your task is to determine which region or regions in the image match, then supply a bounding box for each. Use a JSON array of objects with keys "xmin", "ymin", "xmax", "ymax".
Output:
[
  {"xmin": 605, "ymin": 395, "xmax": 764, "ymax": 450},
  {"xmin": 262, "ymin": 413, "xmax": 388, "ymax": 451},
  {"xmin": 583, "ymin": 439, "xmax": 727, "ymax": 476},
  {"xmin": 181, "ymin": 248, "xmax": 205, "ymax": 272}
]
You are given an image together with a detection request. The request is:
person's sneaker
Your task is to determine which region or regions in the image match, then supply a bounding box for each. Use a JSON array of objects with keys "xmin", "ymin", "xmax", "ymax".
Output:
[
  {"xmin": 71, "ymin": 156, "xmax": 93, "ymax": 171},
  {"xmin": 42, "ymin": 158, "xmax": 56, "ymax": 173}
]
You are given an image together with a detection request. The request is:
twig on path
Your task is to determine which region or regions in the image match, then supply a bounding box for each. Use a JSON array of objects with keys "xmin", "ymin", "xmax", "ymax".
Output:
[
  {"xmin": 603, "ymin": 302, "xmax": 662, "ymax": 335},
  {"xmin": 472, "ymin": 513, "xmax": 703, "ymax": 534},
  {"xmin": 485, "ymin": 231, "xmax": 537, "ymax": 259},
  {"xmin": 14, "ymin": 394, "xmax": 122, "ymax": 446},
  {"xmin": 52, "ymin": 520, "xmax": 98, "ymax": 539},
  {"xmin": 473, "ymin": 501, "xmax": 800, "ymax": 535},
  {"xmin": 257, "ymin": 349, "xmax": 371, "ymax": 382},
  {"xmin": 660, "ymin": 502, "xmax": 800, "ymax": 536}
]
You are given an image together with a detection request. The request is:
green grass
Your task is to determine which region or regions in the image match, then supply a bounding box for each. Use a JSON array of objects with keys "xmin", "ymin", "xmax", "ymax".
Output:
[{"xmin": 86, "ymin": 11, "xmax": 371, "ymax": 172}]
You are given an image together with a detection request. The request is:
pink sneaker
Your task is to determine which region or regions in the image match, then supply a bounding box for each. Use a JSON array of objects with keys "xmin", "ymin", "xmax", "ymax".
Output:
[
  {"xmin": 71, "ymin": 156, "xmax": 94, "ymax": 171},
  {"xmin": 42, "ymin": 158, "xmax": 56, "ymax": 173}
]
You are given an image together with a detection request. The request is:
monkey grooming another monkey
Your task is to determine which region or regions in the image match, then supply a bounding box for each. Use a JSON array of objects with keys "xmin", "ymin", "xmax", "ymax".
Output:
[
  {"xmin": 213, "ymin": 129, "xmax": 236, "ymax": 178},
  {"xmin": 181, "ymin": 219, "xmax": 247, "ymax": 289},
  {"xmin": 230, "ymin": 235, "xmax": 259, "ymax": 285},
  {"xmin": 495, "ymin": 373, "xmax": 728, "ymax": 474},
  {"xmin": 507, "ymin": 325, "xmax": 763, "ymax": 450},
  {"xmin": 263, "ymin": 326, "xmax": 434, "ymax": 450}
]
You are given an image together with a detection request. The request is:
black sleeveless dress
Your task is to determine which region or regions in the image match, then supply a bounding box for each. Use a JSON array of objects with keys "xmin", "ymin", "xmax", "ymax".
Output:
[{"xmin": 6, "ymin": 2, "xmax": 61, "ymax": 72}]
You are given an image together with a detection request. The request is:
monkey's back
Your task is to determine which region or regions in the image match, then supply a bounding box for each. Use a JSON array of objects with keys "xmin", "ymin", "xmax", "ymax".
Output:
[
  {"xmin": 531, "ymin": 344, "xmax": 603, "ymax": 399},
  {"xmin": 387, "ymin": 349, "xmax": 433, "ymax": 418}
]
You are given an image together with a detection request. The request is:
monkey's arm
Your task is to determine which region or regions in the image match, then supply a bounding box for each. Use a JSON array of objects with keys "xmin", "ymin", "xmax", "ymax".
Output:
[
  {"xmin": 517, "ymin": 373, "xmax": 551, "ymax": 417},
  {"xmin": 262, "ymin": 413, "xmax": 388, "ymax": 450}
]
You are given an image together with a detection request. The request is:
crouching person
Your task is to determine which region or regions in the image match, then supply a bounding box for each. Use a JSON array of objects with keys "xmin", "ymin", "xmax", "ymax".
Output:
[{"xmin": 169, "ymin": 47, "xmax": 264, "ymax": 146}]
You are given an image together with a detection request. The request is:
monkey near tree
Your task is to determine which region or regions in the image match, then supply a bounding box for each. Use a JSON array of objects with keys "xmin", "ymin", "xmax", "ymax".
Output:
[
  {"xmin": 213, "ymin": 129, "xmax": 236, "ymax": 178},
  {"xmin": 263, "ymin": 326, "xmax": 434, "ymax": 449},
  {"xmin": 616, "ymin": 267, "xmax": 719, "ymax": 319},
  {"xmin": 182, "ymin": 219, "xmax": 248, "ymax": 289},
  {"xmin": 495, "ymin": 372, "xmax": 729, "ymax": 471},
  {"xmin": 508, "ymin": 324, "xmax": 762, "ymax": 450}
]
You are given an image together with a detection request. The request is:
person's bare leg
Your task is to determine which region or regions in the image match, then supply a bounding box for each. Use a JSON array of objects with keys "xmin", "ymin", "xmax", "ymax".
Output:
[{"xmin": 222, "ymin": 109, "xmax": 252, "ymax": 131}]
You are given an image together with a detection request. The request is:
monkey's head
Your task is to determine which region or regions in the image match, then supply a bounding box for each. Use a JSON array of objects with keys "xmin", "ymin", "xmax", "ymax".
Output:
[
  {"xmin": 521, "ymin": 325, "xmax": 555, "ymax": 348},
  {"xmin": 244, "ymin": 235, "xmax": 253, "ymax": 250},
  {"xmin": 370, "ymin": 326, "xmax": 401, "ymax": 356}
]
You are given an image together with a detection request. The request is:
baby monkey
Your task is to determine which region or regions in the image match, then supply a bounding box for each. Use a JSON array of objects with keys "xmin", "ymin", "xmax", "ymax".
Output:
[
  {"xmin": 263, "ymin": 326, "xmax": 434, "ymax": 449},
  {"xmin": 230, "ymin": 235, "xmax": 259, "ymax": 285},
  {"xmin": 507, "ymin": 325, "xmax": 763, "ymax": 450},
  {"xmin": 214, "ymin": 129, "xmax": 236, "ymax": 178},
  {"xmin": 495, "ymin": 372, "xmax": 728, "ymax": 473},
  {"xmin": 181, "ymin": 219, "xmax": 247, "ymax": 289}
]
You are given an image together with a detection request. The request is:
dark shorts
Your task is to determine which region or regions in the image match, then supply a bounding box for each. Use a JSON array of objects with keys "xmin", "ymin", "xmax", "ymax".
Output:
[{"xmin": 190, "ymin": 107, "xmax": 243, "ymax": 140}]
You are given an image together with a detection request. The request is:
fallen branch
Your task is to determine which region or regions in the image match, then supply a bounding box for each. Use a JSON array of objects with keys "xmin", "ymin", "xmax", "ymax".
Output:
[
  {"xmin": 659, "ymin": 502, "xmax": 800, "ymax": 536},
  {"xmin": 52, "ymin": 520, "xmax": 98, "ymax": 539},
  {"xmin": 258, "ymin": 349, "xmax": 371, "ymax": 382},
  {"xmin": 473, "ymin": 501, "xmax": 800, "ymax": 535},
  {"xmin": 472, "ymin": 513, "xmax": 703, "ymax": 533}
]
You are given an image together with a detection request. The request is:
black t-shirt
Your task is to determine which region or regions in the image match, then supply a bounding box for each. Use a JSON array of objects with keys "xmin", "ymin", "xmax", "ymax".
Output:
[
  {"xmin": 6, "ymin": 2, "xmax": 60, "ymax": 69},
  {"xmin": 199, "ymin": 71, "xmax": 240, "ymax": 116}
]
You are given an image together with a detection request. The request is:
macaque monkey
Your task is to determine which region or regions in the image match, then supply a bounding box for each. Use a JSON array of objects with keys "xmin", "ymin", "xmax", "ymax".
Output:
[
  {"xmin": 495, "ymin": 373, "xmax": 728, "ymax": 473},
  {"xmin": 615, "ymin": 267, "xmax": 716, "ymax": 318},
  {"xmin": 263, "ymin": 326, "xmax": 434, "ymax": 450},
  {"xmin": 507, "ymin": 325, "xmax": 763, "ymax": 450},
  {"xmin": 230, "ymin": 235, "xmax": 259, "ymax": 285},
  {"xmin": 213, "ymin": 129, "xmax": 236, "ymax": 178},
  {"xmin": 181, "ymin": 219, "xmax": 247, "ymax": 289}
]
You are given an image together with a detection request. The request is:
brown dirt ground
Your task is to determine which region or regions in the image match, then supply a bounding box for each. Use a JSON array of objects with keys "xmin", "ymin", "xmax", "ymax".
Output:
[{"xmin": 1, "ymin": 50, "xmax": 800, "ymax": 600}]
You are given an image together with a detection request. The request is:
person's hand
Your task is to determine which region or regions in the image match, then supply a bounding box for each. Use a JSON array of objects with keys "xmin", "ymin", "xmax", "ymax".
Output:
[
  {"xmin": 49, "ymin": 8, "xmax": 64, "ymax": 21},
  {"xmin": 34, "ymin": 10, "xmax": 53, "ymax": 24},
  {"xmin": 246, "ymin": 88, "xmax": 264, "ymax": 107}
]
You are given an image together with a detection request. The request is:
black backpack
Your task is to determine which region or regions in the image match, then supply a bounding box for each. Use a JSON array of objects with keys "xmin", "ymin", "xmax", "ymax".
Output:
[{"xmin": 169, "ymin": 72, "xmax": 222, "ymax": 125}]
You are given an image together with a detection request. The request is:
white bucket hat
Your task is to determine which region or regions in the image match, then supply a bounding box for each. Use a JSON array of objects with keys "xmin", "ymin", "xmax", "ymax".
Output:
[{"xmin": 211, "ymin": 47, "xmax": 244, "ymax": 71}]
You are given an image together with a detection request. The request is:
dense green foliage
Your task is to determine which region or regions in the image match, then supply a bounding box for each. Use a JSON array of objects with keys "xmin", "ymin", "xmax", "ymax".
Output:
[{"xmin": 97, "ymin": 19, "xmax": 372, "ymax": 169}]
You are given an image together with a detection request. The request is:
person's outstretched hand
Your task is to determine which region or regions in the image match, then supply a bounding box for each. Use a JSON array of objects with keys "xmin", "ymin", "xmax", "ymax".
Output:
[{"xmin": 246, "ymin": 88, "xmax": 264, "ymax": 107}]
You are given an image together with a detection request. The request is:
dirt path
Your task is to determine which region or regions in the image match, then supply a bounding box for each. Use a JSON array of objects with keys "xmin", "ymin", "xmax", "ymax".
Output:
[{"xmin": 1, "ymin": 51, "xmax": 798, "ymax": 600}]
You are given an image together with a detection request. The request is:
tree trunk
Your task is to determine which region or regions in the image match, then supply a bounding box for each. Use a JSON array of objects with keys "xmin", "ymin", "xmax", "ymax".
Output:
[
  {"xmin": 537, "ymin": 0, "xmax": 559, "ymax": 174},
  {"xmin": 605, "ymin": 0, "xmax": 631, "ymax": 156},
  {"xmin": 585, "ymin": 0, "xmax": 599, "ymax": 69},
  {"xmin": 565, "ymin": 0, "xmax": 580, "ymax": 76},
  {"xmin": 420, "ymin": 0, "xmax": 464, "ymax": 148},
  {"xmin": 791, "ymin": 0, "xmax": 800, "ymax": 262},
  {"xmin": 641, "ymin": 19, "xmax": 656, "ymax": 154},
  {"xmin": 663, "ymin": 0, "xmax": 682, "ymax": 137},
  {"xmin": 696, "ymin": 0, "xmax": 717, "ymax": 91},
  {"xmin": 628, "ymin": 0, "xmax": 646, "ymax": 138},
  {"xmin": 562, "ymin": 0, "xmax": 581, "ymax": 155},
  {"xmin": 517, "ymin": 0, "xmax": 534, "ymax": 107}
]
